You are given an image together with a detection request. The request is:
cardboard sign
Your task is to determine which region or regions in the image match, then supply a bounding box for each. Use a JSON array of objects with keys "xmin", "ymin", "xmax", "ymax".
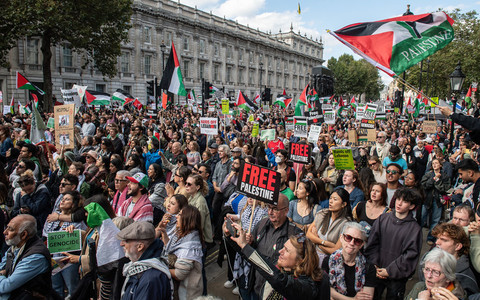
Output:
[
  {"xmin": 357, "ymin": 128, "xmax": 376, "ymax": 146},
  {"xmin": 348, "ymin": 130, "xmax": 357, "ymax": 146},
  {"xmin": 252, "ymin": 122, "xmax": 259, "ymax": 137},
  {"xmin": 307, "ymin": 125, "xmax": 321, "ymax": 144},
  {"xmin": 263, "ymin": 104, "xmax": 270, "ymax": 113},
  {"xmin": 294, "ymin": 116, "xmax": 308, "ymax": 138},
  {"xmin": 324, "ymin": 109, "xmax": 336, "ymax": 124},
  {"xmin": 375, "ymin": 102, "xmax": 386, "ymax": 120},
  {"xmin": 221, "ymin": 99, "xmax": 230, "ymax": 115},
  {"xmin": 423, "ymin": 120, "xmax": 437, "ymax": 134},
  {"xmin": 364, "ymin": 103, "xmax": 377, "ymax": 120},
  {"xmin": 306, "ymin": 109, "xmax": 324, "ymax": 125},
  {"xmin": 260, "ymin": 129, "xmax": 275, "ymax": 141},
  {"xmin": 237, "ymin": 161, "xmax": 281, "ymax": 205},
  {"xmin": 332, "ymin": 148, "xmax": 355, "ymax": 170},
  {"xmin": 47, "ymin": 229, "xmax": 82, "ymax": 254},
  {"xmin": 360, "ymin": 119, "xmax": 375, "ymax": 129},
  {"xmin": 289, "ymin": 142, "xmax": 311, "ymax": 164},
  {"xmin": 199, "ymin": 117, "xmax": 218, "ymax": 135},
  {"xmin": 54, "ymin": 104, "xmax": 75, "ymax": 149}
]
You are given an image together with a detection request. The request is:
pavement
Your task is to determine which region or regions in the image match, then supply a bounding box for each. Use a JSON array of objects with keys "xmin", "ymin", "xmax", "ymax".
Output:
[{"xmin": 204, "ymin": 228, "xmax": 433, "ymax": 300}]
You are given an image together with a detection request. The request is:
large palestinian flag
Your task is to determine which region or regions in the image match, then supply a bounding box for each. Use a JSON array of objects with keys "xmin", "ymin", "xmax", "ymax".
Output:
[
  {"xmin": 85, "ymin": 90, "xmax": 111, "ymax": 106},
  {"xmin": 330, "ymin": 12, "xmax": 454, "ymax": 76},
  {"xmin": 112, "ymin": 89, "xmax": 135, "ymax": 106},
  {"xmin": 16, "ymin": 72, "xmax": 45, "ymax": 95},
  {"xmin": 159, "ymin": 42, "xmax": 187, "ymax": 96}
]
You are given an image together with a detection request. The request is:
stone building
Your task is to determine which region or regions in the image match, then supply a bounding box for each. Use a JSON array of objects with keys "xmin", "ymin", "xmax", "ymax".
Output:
[{"xmin": 0, "ymin": 0, "xmax": 324, "ymax": 106}]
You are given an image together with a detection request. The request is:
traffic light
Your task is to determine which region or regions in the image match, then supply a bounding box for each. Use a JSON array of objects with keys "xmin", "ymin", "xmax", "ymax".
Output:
[
  {"xmin": 394, "ymin": 90, "xmax": 403, "ymax": 108},
  {"xmin": 263, "ymin": 88, "xmax": 271, "ymax": 103},
  {"xmin": 203, "ymin": 81, "xmax": 212, "ymax": 100},
  {"xmin": 146, "ymin": 80, "xmax": 154, "ymax": 96}
]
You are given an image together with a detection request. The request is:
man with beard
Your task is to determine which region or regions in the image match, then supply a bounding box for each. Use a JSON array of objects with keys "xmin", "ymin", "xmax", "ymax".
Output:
[
  {"xmin": 0, "ymin": 215, "xmax": 53, "ymax": 299},
  {"xmin": 117, "ymin": 222, "xmax": 172, "ymax": 300},
  {"xmin": 117, "ymin": 173, "xmax": 153, "ymax": 222}
]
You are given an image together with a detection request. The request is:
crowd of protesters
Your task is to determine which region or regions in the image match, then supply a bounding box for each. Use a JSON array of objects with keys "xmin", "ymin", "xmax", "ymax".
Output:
[{"xmin": 0, "ymin": 102, "xmax": 479, "ymax": 300}]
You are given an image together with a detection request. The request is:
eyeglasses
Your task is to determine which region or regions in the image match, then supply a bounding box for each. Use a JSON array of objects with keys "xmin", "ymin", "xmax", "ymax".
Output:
[
  {"xmin": 377, "ymin": 136, "xmax": 385, "ymax": 139},
  {"xmin": 114, "ymin": 179, "xmax": 127, "ymax": 183},
  {"xmin": 423, "ymin": 267, "xmax": 442, "ymax": 277},
  {"xmin": 343, "ymin": 233, "xmax": 364, "ymax": 246},
  {"xmin": 267, "ymin": 205, "xmax": 287, "ymax": 212},
  {"xmin": 305, "ymin": 175, "xmax": 313, "ymax": 180},
  {"xmin": 386, "ymin": 170, "xmax": 399, "ymax": 175},
  {"xmin": 369, "ymin": 162, "xmax": 377, "ymax": 167},
  {"xmin": 186, "ymin": 182, "xmax": 194, "ymax": 187},
  {"xmin": 60, "ymin": 182, "xmax": 73, "ymax": 187}
]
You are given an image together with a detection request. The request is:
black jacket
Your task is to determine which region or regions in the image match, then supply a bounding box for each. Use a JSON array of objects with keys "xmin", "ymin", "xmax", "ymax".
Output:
[{"xmin": 452, "ymin": 113, "xmax": 480, "ymax": 145}]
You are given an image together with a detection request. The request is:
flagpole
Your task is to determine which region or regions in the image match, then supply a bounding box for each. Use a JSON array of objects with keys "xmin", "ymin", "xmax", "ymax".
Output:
[{"xmin": 394, "ymin": 75, "xmax": 436, "ymax": 106}]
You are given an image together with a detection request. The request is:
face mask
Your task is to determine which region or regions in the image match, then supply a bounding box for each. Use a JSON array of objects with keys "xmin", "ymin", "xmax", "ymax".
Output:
[{"xmin": 275, "ymin": 156, "xmax": 282, "ymax": 164}]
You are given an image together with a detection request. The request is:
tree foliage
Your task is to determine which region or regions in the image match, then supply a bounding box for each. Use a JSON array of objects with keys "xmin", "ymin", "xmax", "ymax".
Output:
[
  {"xmin": 404, "ymin": 9, "xmax": 480, "ymax": 99},
  {"xmin": 0, "ymin": 0, "xmax": 133, "ymax": 111},
  {"xmin": 328, "ymin": 54, "xmax": 384, "ymax": 101}
]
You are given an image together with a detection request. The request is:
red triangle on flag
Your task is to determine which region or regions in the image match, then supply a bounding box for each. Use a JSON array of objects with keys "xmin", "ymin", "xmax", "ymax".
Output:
[{"xmin": 85, "ymin": 91, "xmax": 96, "ymax": 104}]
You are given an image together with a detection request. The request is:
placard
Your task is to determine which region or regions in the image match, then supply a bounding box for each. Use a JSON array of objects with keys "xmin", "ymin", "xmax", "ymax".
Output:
[
  {"xmin": 237, "ymin": 161, "xmax": 281, "ymax": 205},
  {"xmin": 47, "ymin": 229, "xmax": 82, "ymax": 254},
  {"xmin": 199, "ymin": 117, "xmax": 218, "ymax": 135},
  {"xmin": 47, "ymin": 117, "xmax": 55, "ymax": 129},
  {"xmin": 54, "ymin": 104, "xmax": 75, "ymax": 149},
  {"xmin": 252, "ymin": 122, "xmax": 259, "ymax": 137},
  {"xmin": 348, "ymin": 130, "xmax": 357, "ymax": 146},
  {"xmin": 324, "ymin": 109, "xmax": 336, "ymax": 124},
  {"xmin": 294, "ymin": 116, "xmax": 308, "ymax": 138},
  {"xmin": 357, "ymin": 128, "xmax": 376, "ymax": 146},
  {"xmin": 260, "ymin": 129, "xmax": 275, "ymax": 141},
  {"xmin": 263, "ymin": 104, "xmax": 270, "ymax": 113},
  {"xmin": 430, "ymin": 97, "xmax": 439, "ymax": 108},
  {"xmin": 364, "ymin": 103, "xmax": 377, "ymax": 120},
  {"xmin": 285, "ymin": 117, "xmax": 294, "ymax": 131},
  {"xmin": 360, "ymin": 119, "xmax": 375, "ymax": 129},
  {"xmin": 306, "ymin": 109, "xmax": 324, "ymax": 125},
  {"xmin": 221, "ymin": 99, "xmax": 229, "ymax": 115},
  {"xmin": 423, "ymin": 120, "xmax": 437, "ymax": 134},
  {"xmin": 307, "ymin": 125, "xmax": 321, "ymax": 144},
  {"xmin": 289, "ymin": 142, "xmax": 311, "ymax": 164},
  {"xmin": 61, "ymin": 88, "xmax": 81, "ymax": 107},
  {"xmin": 332, "ymin": 148, "xmax": 355, "ymax": 170}
]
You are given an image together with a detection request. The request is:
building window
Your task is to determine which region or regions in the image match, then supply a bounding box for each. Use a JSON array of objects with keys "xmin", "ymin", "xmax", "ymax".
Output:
[
  {"xmin": 199, "ymin": 39, "xmax": 205, "ymax": 54},
  {"xmin": 144, "ymin": 55, "xmax": 152, "ymax": 75},
  {"xmin": 268, "ymin": 56, "xmax": 272, "ymax": 68},
  {"xmin": 276, "ymin": 59, "xmax": 280, "ymax": 71},
  {"xmin": 238, "ymin": 69, "xmax": 244, "ymax": 83},
  {"xmin": 144, "ymin": 26, "xmax": 152, "ymax": 44},
  {"xmin": 121, "ymin": 51, "xmax": 130, "ymax": 73},
  {"xmin": 226, "ymin": 66, "xmax": 232, "ymax": 82},
  {"xmin": 26, "ymin": 38, "xmax": 39, "ymax": 64},
  {"xmin": 284, "ymin": 76, "xmax": 288, "ymax": 89},
  {"xmin": 227, "ymin": 46, "xmax": 233, "ymax": 59},
  {"xmin": 267, "ymin": 73, "xmax": 272, "ymax": 86},
  {"xmin": 276, "ymin": 75, "xmax": 280, "ymax": 87},
  {"xmin": 284, "ymin": 60, "xmax": 288, "ymax": 72},
  {"xmin": 238, "ymin": 49, "xmax": 243, "ymax": 61},
  {"xmin": 199, "ymin": 62, "xmax": 205, "ymax": 79},
  {"xmin": 96, "ymin": 84, "xmax": 106, "ymax": 93},
  {"xmin": 123, "ymin": 85, "xmax": 132, "ymax": 94},
  {"xmin": 300, "ymin": 44, "xmax": 303, "ymax": 51},
  {"xmin": 293, "ymin": 77, "xmax": 297, "ymax": 89},
  {"xmin": 183, "ymin": 60, "xmax": 189, "ymax": 78},
  {"xmin": 63, "ymin": 45, "xmax": 73, "ymax": 67},
  {"xmin": 259, "ymin": 53, "xmax": 263, "ymax": 64},
  {"xmin": 214, "ymin": 43, "xmax": 219, "ymax": 57},
  {"xmin": 183, "ymin": 36, "xmax": 189, "ymax": 51},
  {"xmin": 249, "ymin": 51, "xmax": 254, "ymax": 64},
  {"xmin": 165, "ymin": 32, "xmax": 172, "ymax": 45},
  {"xmin": 293, "ymin": 42, "xmax": 297, "ymax": 49},
  {"xmin": 306, "ymin": 46, "xmax": 310, "ymax": 55},
  {"xmin": 213, "ymin": 64, "xmax": 220, "ymax": 81},
  {"xmin": 248, "ymin": 69, "xmax": 254, "ymax": 85}
]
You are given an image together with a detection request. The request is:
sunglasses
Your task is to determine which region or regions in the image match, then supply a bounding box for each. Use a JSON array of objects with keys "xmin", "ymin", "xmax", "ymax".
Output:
[
  {"xmin": 185, "ymin": 182, "xmax": 194, "ymax": 187},
  {"xmin": 386, "ymin": 170, "xmax": 399, "ymax": 175},
  {"xmin": 343, "ymin": 233, "xmax": 364, "ymax": 246},
  {"xmin": 369, "ymin": 162, "xmax": 377, "ymax": 167}
]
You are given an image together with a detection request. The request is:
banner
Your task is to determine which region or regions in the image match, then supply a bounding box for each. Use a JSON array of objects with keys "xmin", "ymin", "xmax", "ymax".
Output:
[
  {"xmin": 360, "ymin": 119, "xmax": 375, "ymax": 129},
  {"xmin": 332, "ymin": 148, "xmax": 355, "ymax": 170},
  {"xmin": 199, "ymin": 117, "xmax": 218, "ymax": 135},
  {"xmin": 47, "ymin": 229, "xmax": 82, "ymax": 254},
  {"xmin": 260, "ymin": 129, "xmax": 275, "ymax": 141},
  {"xmin": 54, "ymin": 104, "xmax": 75, "ymax": 149},
  {"xmin": 364, "ymin": 103, "xmax": 377, "ymax": 120},
  {"xmin": 72, "ymin": 84, "xmax": 87, "ymax": 101},
  {"xmin": 285, "ymin": 116, "xmax": 294, "ymax": 131},
  {"xmin": 307, "ymin": 125, "xmax": 321, "ymax": 144},
  {"xmin": 294, "ymin": 116, "xmax": 308, "ymax": 138},
  {"xmin": 61, "ymin": 88, "xmax": 81, "ymax": 107},
  {"xmin": 289, "ymin": 142, "xmax": 311, "ymax": 164},
  {"xmin": 252, "ymin": 122, "xmax": 259, "ymax": 137},
  {"xmin": 237, "ymin": 162, "xmax": 281, "ymax": 205},
  {"xmin": 221, "ymin": 98, "xmax": 230, "ymax": 115},
  {"xmin": 305, "ymin": 109, "xmax": 324, "ymax": 125}
]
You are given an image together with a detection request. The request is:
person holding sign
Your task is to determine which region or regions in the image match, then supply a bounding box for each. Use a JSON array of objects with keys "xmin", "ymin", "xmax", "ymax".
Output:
[
  {"xmin": 267, "ymin": 148, "xmax": 296, "ymax": 192},
  {"xmin": 42, "ymin": 190, "xmax": 86, "ymax": 298}
]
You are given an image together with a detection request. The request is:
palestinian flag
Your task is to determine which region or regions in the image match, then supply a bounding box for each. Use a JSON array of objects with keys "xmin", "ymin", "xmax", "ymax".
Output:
[
  {"xmin": 8, "ymin": 96, "xmax": 14, "ymax": 114},
  {"xmin": 84, "ymin": 203, "xmax": 124, "ymax": 267},
  {"xmin": 413, "ymin": 96, "xmax": 421, "ymax": 118},
  {"xmin": 236, "ymin": 91, "xmax": 252, "ymax": 112},
  {"xmin": 253, "ymin": 93, "xmax": 261, "ymax": 105},
  {"xmin": 30, "ymin": 100, "xmax": 46, "ymax": 144},
  {"xmin": 159, "ymin": 42, "xmax": 187, "ymax": 96},
  {"xmin": 465, "ymin": 86, "xmax": 473, "ymax": 110},
  {"xmin": 29, "ymin": 92, "xmax": 39, "ymax": 109},
  {"xmin": 85, "ymin": 90, "xmax": 111, "ymax": 106},
  {"xmin": 330, "ymin": 12, "xmax": 454, "ymax": 76},
  {"xmin": 295, "ymin": 85, "xmax": 309, "ymax": 116},
  {"xmin": 16, "ymin": 72, "xmax": 45, "ymax": 95},
  {"xmin": 132, "ymin": 99, "xmax": 143, "ymax": 110},
  {"xmin": 350, "ymin": 96, "xmax": 357, "ymax": 111},
  {"xmin": 112, "ymin": 89, "xmax": 135, "ymax": 105},
  {"xmin": 273, "ymin": 96, "xmax": 292, "ymax": 109}
]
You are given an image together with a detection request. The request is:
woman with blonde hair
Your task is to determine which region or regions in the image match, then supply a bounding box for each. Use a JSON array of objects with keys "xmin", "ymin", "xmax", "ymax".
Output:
[{"xmin": 184, "ymin": 174, "xmax": 212, "ymax": 244}]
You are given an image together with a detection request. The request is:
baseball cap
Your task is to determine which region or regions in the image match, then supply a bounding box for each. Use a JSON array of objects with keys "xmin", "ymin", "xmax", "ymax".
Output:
[
  {"xmin": 209, "ymin": 143, "xmax": 218, "ymax": 149},
  {"xmin": 126, "ymin": 172, "xmax": 149, "ymax": 188}
]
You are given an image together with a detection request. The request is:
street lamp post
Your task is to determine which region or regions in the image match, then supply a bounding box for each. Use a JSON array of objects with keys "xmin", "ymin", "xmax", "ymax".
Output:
[
  {"xmin": 449, "ymin": 61, "xmax": 466, "ymax": 153},
  {"xmin": 259, "ymin": 62, "xmax": 264, "ymax": 92},
  {"xmin": 160, "ymin": 41, "xmax": 166, "ymax": 109}
]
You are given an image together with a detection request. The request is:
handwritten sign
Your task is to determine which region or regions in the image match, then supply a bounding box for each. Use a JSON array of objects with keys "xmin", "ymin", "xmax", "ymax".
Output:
[
  {"xmin": 423, "ymin": 120, "xmax": 437, "ymax": 134},
  {"xmin": 294, "ymin": 116, "xmax": 308, "ymax": 138},
  {"xmin": 221, "ymin": 99, "xmax": 230, "ymax": 115}
]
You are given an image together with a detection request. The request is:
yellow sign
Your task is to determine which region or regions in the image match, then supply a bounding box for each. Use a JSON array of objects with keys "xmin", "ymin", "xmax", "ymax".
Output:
[
  {"xmin": 252, "ymin": 123, "xmax": 259, "ymax": 137},
  {"xmin": 221, "ymin": 99, "xmax": 230, "ymax": 115},
  {"xmin": 430, "ymin": 97, "xmax": 439, "ymax": 108},
  {"xmin": 332, "ymin": 148, "xmax": 355, "ymax": 170}
]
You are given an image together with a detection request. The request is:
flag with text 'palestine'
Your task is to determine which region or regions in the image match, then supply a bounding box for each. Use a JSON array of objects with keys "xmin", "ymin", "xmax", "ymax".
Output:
[
  {"xmin": 159, "ymin": 42, "xmax": 187, "ymax": 96},
  {"xmin": 16, "ymin": 72, "xmax": 45, "ymax": 95},
  {"xmin": 330, "ymin": 12, "xmax": 454, "ymax": 76},
  {"xmin": 85, "ymin": 90, "xmax": 111, "ymax": 106}
]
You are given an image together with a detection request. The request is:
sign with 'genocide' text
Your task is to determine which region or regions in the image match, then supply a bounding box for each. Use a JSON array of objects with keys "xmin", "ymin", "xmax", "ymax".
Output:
[
  {"xmin": 289, "ymin": 142, "xmax": 311, "ymax": 164},
  {"xmin": 47, "ymin": 229, "xmax": 82, "ymax": 254},
  {"xmin": 237, "ymin": 162, "xmax": 281, "ymax": 205},
  {"xmin": 199, "ymin": 117, "xmax": 218, "ymax": 135}
]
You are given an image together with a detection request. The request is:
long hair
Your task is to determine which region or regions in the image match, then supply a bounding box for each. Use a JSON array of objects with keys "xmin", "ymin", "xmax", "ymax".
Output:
[
  {"xmin": 177, "ymin": 166, "xmax": 192, "ymax": 183},
  {"xmin": 321, "ymin": 188, "xmax": 352, "ymax": 236},
  {"xmin": 178, "ymin": 205, "xmax": 204, "ymax": 244},
  {"xmin": 149, "ymin": 163, "xmax": 165, "ymax": 183},
  {"xmin": 290, "ymin": 234, "xmax": 323, "ymax": 281},
  {"xmin": 62, "ymin": 190, "xmax": 84, "ymax": 215},
  {"xmin": 188, "ymin": 174, "xmax": 209, "ymax": 196},
  {"xmin": 299, "ymin": 180, "xmax": 319, "ymax": 209},
  {"xmin": 368, "ymin": 183, "xmax": 388, "ymax": 206},
  {"xmin": 172, "ymin": 194, "xmax": 188, "ymax": 211}
]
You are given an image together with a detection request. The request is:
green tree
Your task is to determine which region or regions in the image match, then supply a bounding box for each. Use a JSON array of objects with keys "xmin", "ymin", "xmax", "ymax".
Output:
[
  {"xmin": 0, "ymin": 0, "xmax": 133, "ymax": 111},
  {"xmin": 328, "ymin": 54, "xmax": 384, "ymax": 100},
  {"xmin": 405, "ymin": 9, "xmax": 480, "ymax": 99}
]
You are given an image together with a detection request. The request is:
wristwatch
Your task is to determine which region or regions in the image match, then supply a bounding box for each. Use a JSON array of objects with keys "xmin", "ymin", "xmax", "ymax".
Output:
[{"xmin": 321, "ymin": 240, "xmax": 325, "ymax": 246}]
